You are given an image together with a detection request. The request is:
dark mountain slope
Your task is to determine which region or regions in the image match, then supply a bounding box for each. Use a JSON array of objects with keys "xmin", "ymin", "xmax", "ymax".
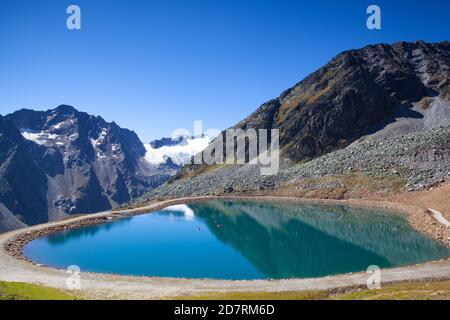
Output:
[
  {"xmin": 0, "ymin": 106, "xmax": 175, "ymax": 231},
  {"xmin": 0, "ymin": 115, "xmax": 48, "ymax": 225}
]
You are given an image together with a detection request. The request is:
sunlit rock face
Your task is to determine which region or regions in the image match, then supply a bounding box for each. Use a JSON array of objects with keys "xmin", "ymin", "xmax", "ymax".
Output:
[{"xmin": 213, "ymin": 41, "xmax": 450, "ymax": 162}]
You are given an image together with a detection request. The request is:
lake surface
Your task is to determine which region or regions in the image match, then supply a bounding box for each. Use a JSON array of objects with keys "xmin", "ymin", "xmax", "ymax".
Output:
[{"xmin": 24, "ymin": 201, "xmax": 450, "ymax": 280}]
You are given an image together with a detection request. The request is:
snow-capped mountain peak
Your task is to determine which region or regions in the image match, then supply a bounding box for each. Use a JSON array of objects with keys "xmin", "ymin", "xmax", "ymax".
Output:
[{"xmin": 144, "ymin": 136, "xmax": 210, "ymax": 166}]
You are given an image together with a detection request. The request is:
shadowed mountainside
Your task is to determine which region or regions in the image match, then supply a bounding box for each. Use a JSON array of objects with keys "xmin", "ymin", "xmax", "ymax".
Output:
[{"xmin": 0, "ymin": 106, "xmax": 174, "ymax": 230}]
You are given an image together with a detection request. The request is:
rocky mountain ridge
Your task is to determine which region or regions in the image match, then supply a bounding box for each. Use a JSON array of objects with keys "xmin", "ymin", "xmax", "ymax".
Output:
[
  {"xmin": 2, "ymin": 41, "xmax": 449, "ymax": 231},
  {"xmin": 0, "ymin": 106, "xmax": 176, "ymax": 230},
  {"xmin": 195, "ymin": 41, "xmax": 450, "ymax": 164}
]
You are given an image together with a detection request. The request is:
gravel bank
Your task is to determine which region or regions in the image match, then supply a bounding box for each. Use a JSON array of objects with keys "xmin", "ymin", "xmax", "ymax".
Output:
[{"xmin": 131, "ymin": 127, "xmax": 450, "ymax": 206}]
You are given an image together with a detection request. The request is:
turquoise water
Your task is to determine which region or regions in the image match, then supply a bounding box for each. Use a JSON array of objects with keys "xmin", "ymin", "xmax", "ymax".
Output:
[{"xmin": 24, "ymin": 201, "xmax": 450, "ymax": 280}]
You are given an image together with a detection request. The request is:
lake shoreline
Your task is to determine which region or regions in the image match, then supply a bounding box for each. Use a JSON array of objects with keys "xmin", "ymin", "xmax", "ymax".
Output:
[{"xmin": 0, "ymin": 195, "xmax": 449, "ymax": 299}]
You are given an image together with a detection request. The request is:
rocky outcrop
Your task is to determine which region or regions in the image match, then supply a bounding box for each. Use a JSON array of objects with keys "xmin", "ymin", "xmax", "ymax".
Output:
[{"xmin": 0, "ymin": 203, "xmax": 27, "ymax": 233}]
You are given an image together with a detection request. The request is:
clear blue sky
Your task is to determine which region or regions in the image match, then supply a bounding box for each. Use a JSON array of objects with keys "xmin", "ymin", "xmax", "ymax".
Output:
[{"xmin": 0, "ymin": 0, "xmax": 449, "ymax": 141}]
